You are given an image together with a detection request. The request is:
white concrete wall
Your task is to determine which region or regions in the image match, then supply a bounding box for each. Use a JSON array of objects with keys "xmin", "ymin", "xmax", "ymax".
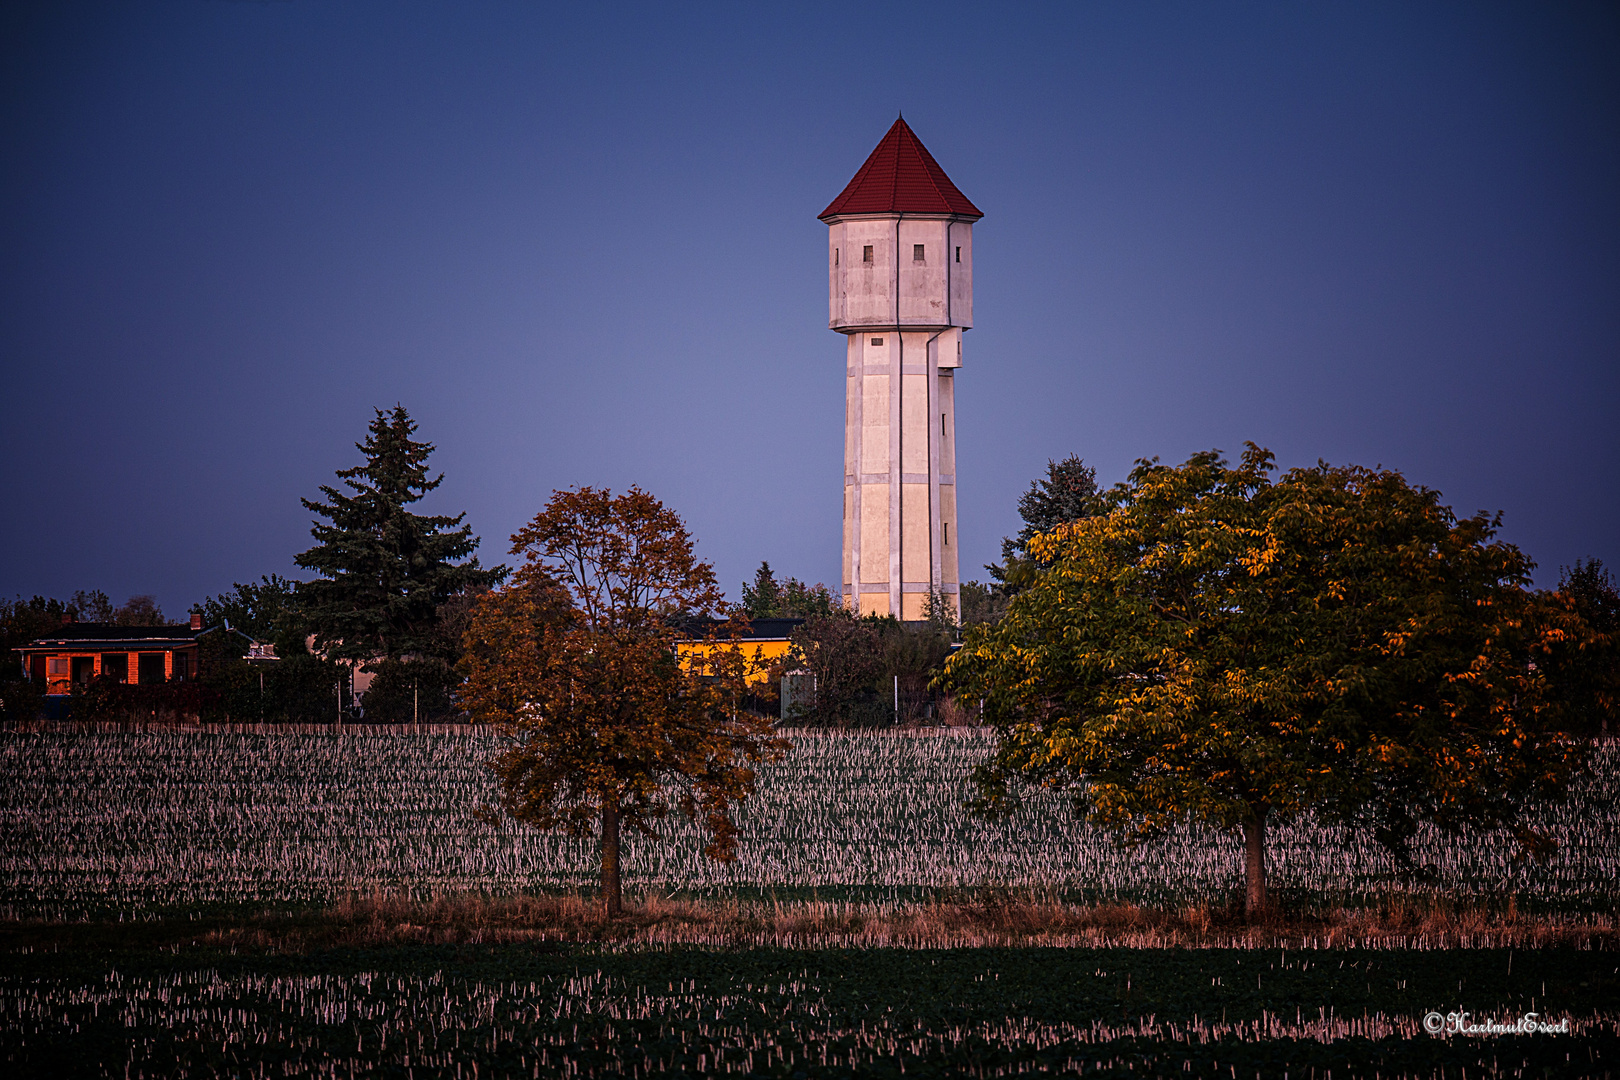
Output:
[
  {"xmin": 831, "ymin": 213, "xmax": 974, "ymax": 621},
  {"xmin": 828, "ymin": 216, "xmax": 974, "ymax": 333}
]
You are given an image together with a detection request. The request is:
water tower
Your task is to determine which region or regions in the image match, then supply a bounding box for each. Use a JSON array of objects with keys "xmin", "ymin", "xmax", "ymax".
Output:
[{"xmin": 819, "ymin": 117, "xmax": 982, "ymax": 620}]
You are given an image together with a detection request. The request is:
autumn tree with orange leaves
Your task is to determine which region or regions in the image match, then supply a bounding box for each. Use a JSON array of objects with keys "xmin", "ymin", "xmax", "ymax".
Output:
[
  {"xmin": 460, "ymin": 487, "xmax": 787, "ymax": 917},
  {"xmin": 941, "ymin": 446, "xmax": 1607, "ymax": 920}
]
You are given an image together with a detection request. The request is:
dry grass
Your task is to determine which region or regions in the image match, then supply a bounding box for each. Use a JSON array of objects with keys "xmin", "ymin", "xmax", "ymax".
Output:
[{"xmin": 169, "ymin": 888, "xmax": 1620, "ymax": 954}]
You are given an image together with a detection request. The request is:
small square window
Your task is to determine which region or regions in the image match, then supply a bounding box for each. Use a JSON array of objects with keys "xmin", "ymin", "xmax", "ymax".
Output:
[
  {"xmin": 862, "ymin": 245, "xmax": 873, "ymax": 263},
  {"xmin": 870, "ymin": 337, "xmax": 884, "ymax": 346},
  {"xmin": 913, "ymin": 244, "xmax": 925, "ymax": 261}
]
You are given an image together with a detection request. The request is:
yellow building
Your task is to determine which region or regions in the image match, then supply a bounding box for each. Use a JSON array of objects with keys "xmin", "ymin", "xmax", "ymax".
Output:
[{"xmin": 675, "ymin": 617, "xmax": 802, "ymax": 687}]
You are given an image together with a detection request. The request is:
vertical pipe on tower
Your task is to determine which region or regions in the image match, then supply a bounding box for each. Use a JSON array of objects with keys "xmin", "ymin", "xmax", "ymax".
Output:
[{"xmin": 890, "ymin": 214, "xmax": 903, "ymax": 619}]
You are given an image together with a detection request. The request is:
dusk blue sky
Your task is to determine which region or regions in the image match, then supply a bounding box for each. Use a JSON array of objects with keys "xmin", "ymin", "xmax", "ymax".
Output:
[{"xmin": 3, "ymin": 2, "xmax": 1616, "ymax": 613}]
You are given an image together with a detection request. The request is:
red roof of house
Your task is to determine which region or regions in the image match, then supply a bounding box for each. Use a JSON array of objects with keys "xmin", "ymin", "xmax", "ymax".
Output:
[{"xmin": 819, "ymin": 117, "xmax": 982, "ymax": 221}]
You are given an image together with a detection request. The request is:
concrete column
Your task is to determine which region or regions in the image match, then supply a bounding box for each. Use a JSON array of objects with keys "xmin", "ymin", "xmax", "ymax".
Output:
[{"xmin": 827, "ymin": 215, "xmax": 974, "ymax": 621}]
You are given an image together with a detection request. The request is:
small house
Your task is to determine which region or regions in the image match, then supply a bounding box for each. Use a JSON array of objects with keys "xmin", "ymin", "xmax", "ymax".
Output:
[{"xmin": 15, "ymin": 613, "xmax": 222, "ymax": 696}]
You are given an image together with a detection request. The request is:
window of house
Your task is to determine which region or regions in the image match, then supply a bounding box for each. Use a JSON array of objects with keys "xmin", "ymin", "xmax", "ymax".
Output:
[
  {"xmin": 173, "ymin": 653, "xmax": 190, "ymax": 681},
  {"xmin": 913, "ymin": 244, "xmax": 925, "ymax": 262},
  {"xmin": 138, "ymin": 653, "xmax": 166, "ymax": 685},
  {"xmin": 71, "ymin": 656, "xmax": 95, "ymax": 684},
  {"xmin": 101, "ymin": 654, "xmax": 129, "ymax": 683},
  {"xmin": 862, "ymin": 245, "xmax": 873, "ymax": 263},
  {"xmin": 47, "ymin": 657, "xmax": 69, "ymax": 675}
]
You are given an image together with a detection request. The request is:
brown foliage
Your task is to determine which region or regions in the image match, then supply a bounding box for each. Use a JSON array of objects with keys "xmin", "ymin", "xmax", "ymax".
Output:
[{"xmin": 460, "ymin": 487, "xmax": 788, "ymax": 917}]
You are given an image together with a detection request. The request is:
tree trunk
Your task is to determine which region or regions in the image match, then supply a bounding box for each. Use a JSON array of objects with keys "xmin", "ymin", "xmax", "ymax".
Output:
[
  {"xmin": 600, "ymin": 796, "xmax": 623, "ymax": 919},
  {"xmin": 1243, "ymin": 810, "xmax": 1267, "ymax": 921}
]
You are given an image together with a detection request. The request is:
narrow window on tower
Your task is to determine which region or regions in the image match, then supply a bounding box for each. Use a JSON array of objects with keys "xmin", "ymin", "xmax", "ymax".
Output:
[
  {"xmin": 955, "ymin": 246, "xmax": 961, "ymax": 263},
  {"xmin": 944, "ymin": 523, "xmax": 949, "ymax": 545},
  {"xmin": 941, "ymin": 413, "xmax": 946, "ymax": 437},
  {"xmin": 834, "ymin": 249, "xmax": 839, "ymax": 265},
  {"xmin": 863, "ymin": 245, "xmax": 874, "ymax": 263},
  {"xmin": 913, "ymin": 244, "xmax": 925, "ymax": 262}
]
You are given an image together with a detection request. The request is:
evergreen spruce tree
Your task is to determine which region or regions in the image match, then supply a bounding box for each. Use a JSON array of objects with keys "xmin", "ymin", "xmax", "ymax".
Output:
[
  {"xmin": 296, "ymin": 406, "xmax": 505, "ymax": 663},
  {"xmin": 740, "ymin": 562, "xmax": 784, "ymax": 619},
  {"xmin": 987, "ymin": 455, "xmax": 1106, "ymax": 595},
  {"xmin": 740, "ymin": 561, "xmax": 839, "ymax": 619}
]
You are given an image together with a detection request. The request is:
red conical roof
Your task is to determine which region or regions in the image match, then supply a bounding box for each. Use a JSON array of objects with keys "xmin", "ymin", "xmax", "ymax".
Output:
[{"xmin": 819, "ymin": 117, "xmax": 982, "ymax": 221}]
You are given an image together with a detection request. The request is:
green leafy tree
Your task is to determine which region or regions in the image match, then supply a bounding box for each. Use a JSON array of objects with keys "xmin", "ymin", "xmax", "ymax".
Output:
[
  {"xmin": 920, "ymin": 587, "xmax": 960, "ymax": 637},
  {"xmin": 987, "ymin": 455, "xmax": 1106, "ymax": 597},
  {"xmin": 0, "ymin": 596, "xmax": 72, "ymax": 720},
  {"xmin": 195, "ymin": 575, "xmax": 305, "ymax": 653},
  {"xmin": 1548, "ymin": 558, "xmax": 1620, "ymax": 737},
  {"xmin": 786, "ymin": 603, "xmax": 957, "ymax": 727},
  {"xmin": 296, "ymin": 406, "xmax": 505, "ymax": 664},
  {"xmin": 880, "ymin": 614, "xmax": 955, "ymax": 725},
  {"xmin": 958, "ymin": 580, "xmax": 1007, "ymax": 628},
  {"xmin": 462, "ymin": 487, "xmax": 788, "ymax": 917},
  {"xmin": 942, "ymin": 446, "xmax": 1599, "ymax": 919},
  {"xmin": 361, "ymin": 658, "xmax": 461, "ymax": 724},
  {"xmin": 190, "ymin": 576, "xmax": 363, "ymax": 722},
  {"xmin": 740, "ymin": 562, "xmax": 839, "ymax": 619},
  {"xmin": 68, "ymin": 590, "xmax": 114, "ymax": 622},
  {"xmin": 62, "ymin": 591, "xmax": 164, "ymax": 625},
  {"xmin": 785, "ymin": 610, "xmax": 884, "ymax": 726},
  {"xmin": 112, "ymin": 595, "xmax": 165, "ymax": 626},
  {"xmin": 0, "ymin": 596, "xmax": 71, "ymax": 679}
]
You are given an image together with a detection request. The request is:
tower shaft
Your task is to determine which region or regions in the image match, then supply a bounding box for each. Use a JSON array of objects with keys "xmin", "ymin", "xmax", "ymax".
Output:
[{"xmin": 842, "ymin": 323, "xmax": 961, "ymax": 620}]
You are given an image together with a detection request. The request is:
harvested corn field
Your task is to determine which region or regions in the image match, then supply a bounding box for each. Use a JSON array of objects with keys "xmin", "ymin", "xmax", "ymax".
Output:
[{"xmin": 3, "ymin": 731, "xmax": 1618, "ymax": 918}]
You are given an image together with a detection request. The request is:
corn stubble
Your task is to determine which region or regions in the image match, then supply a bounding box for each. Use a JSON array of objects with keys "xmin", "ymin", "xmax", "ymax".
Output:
[
  {"xmin": 4, "ymin": 730, "xmax": 1618, "ymax": 1077},
  {"xmin": 3, "ymin": 730, "xmax": 1616, "ymax": 934}
]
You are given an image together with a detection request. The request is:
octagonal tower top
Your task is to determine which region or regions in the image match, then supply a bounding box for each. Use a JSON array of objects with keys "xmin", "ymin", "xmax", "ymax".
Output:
[{"xmin": 819, "ymin": 117, "xmax": 982, "ymax": 222}]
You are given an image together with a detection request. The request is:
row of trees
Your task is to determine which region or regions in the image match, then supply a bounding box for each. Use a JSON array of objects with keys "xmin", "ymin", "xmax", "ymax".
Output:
[
  {"xmin": 8, "ymin": 407, "xmax": 1616, "ymax": 924},
  {"xmin": 736, "ymin": 561, "xmax": 965, "ymax": 726},
  {"xmin": 462, "ymin": 445, "xmax": 1615, "ymax": 920},
  {"xmin": 0, "ymin": 407, "xmax": 505, "ymax": 725}
]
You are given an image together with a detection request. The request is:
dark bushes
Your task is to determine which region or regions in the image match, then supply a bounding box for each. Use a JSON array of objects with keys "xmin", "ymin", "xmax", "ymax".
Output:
[{"xmin": 360, "ymin": 658, "xmax": 461, "ymax": 723}]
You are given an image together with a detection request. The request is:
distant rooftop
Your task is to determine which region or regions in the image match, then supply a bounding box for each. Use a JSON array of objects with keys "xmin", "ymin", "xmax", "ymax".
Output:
[{"xmin": 18, "ymin": 622, "xmax": 213, "ymax": 649}]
